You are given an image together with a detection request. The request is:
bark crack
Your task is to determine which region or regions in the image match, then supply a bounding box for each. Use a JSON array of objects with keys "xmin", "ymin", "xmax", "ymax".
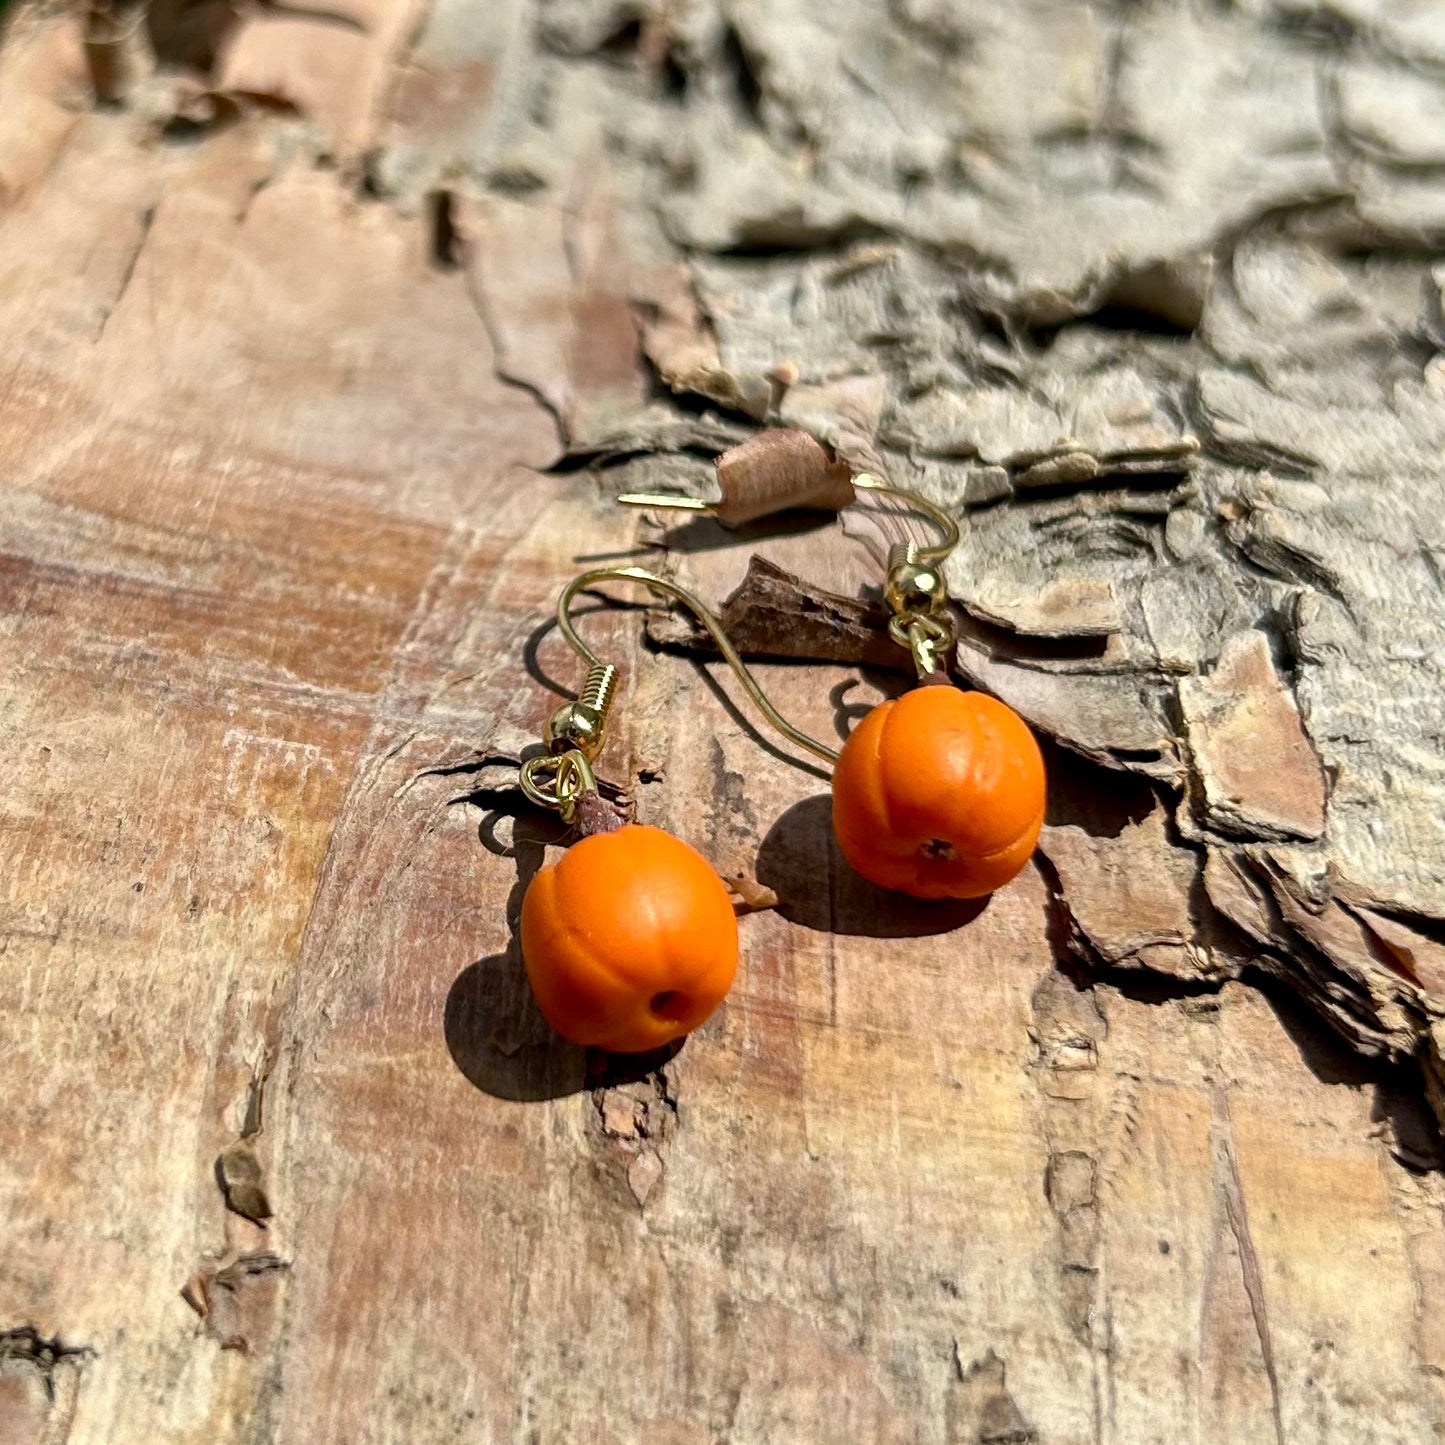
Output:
[
  {"xmin": 94, "ymin": 203, "xmax": 155, "ymax": 342},
  {"xmin": 1212, "ymin": 1085, "xmax": 1286, "ymax": 1445},
  {"xmin": 0, "ymin": 1326, "xmax": 94, "ymax": 1402}
]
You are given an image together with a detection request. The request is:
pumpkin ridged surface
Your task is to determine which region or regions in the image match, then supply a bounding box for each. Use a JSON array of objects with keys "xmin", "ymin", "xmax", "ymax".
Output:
[
  {"xmin": 520, "ymin": 823, "xmax": 738, "ymax": 1052},
  {"xmin": 831, "ymin": 686, "xmax": 1046, "ymax": 899}
]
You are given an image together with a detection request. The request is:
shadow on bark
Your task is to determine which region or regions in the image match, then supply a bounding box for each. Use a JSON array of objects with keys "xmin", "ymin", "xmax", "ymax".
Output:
[
  {"xmin": 755, "ymin": 793, "xmax": 991, "ymax": 938},
  {"xmin": 1040, "ymin": 738, "xmax": 1158, "ymax": 835},
  {"xmin": 628, "ymin": 509, "xmax": 840, "ymax": 556},
  {"xmin": 446, "ymin": 953, "xmax": 688, "ymax": 1103},
  {"xmin": 1259, "ymin": 975, "xmax": 1445, "ymax": 1172},
  {"xmin": 445, "ymin": 949, "xmax": 588, "ymax": 1102}
]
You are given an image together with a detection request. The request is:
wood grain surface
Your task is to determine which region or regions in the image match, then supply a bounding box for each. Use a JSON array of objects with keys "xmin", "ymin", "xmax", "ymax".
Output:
[{"xmin": 2, "ymin": 2, "xmax": 1445, "ymax": 1442}]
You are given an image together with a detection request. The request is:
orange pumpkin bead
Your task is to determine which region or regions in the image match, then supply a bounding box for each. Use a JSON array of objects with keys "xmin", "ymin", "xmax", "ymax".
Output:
[
  {"xmin": 831, "ymin": 686, "xmax": 1045, "ymax": 900},
  {"xmin": 520, "ymin": 824, "xmax": 738, "ymax": 1053}
]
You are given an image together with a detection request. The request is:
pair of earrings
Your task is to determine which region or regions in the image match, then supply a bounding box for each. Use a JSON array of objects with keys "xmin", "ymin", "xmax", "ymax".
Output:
[{"xmin": 513, "ymin": 469, "xmax": 1046, "ymax": 1055}]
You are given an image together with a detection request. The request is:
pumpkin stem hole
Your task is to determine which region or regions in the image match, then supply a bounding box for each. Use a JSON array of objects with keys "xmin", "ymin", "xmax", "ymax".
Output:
[
  {"xmin": 921, "ymin": 838, "xmax": 957, "ymax": 862},
  {"xmin": 650, "ymin": 990, "xmax": 686, "ymax": 1020}
]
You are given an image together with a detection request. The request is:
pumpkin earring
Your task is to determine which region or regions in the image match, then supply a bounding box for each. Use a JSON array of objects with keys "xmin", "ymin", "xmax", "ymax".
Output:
[
  {"xmin": 515, "ymin": 576, "xmax": 758, "ymax": 1055},
  {"xmin": 617, "ymin": 457, "xmax": 1047, "ymax": 901}
]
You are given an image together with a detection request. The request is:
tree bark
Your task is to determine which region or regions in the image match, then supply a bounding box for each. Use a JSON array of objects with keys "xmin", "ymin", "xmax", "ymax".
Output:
[{"xmin": 2, "ymin": 2, "xmax": 1445, "ymax": 1442}]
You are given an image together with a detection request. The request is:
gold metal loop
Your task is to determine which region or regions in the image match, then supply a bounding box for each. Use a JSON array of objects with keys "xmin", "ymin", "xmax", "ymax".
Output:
[
  {"xmin": 887, "ymin": 611, "xmax": 956, "ymax": 651},
  {"xmin": 557, "ymin": 566, "xmax": 840, "ymax": 765},
  {"xmin": 888, "ymin": 611, "xmax": 956, "ymax": 680},
  {"xmin": 520, "ymin": 749, "xmax": 597, "ymax": 823}
]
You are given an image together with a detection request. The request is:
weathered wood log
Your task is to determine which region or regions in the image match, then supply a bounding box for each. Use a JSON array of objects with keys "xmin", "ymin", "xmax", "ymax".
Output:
[{"xmin": 3, "ymin": 1, "xmax": 1445, "ymax": 1442}]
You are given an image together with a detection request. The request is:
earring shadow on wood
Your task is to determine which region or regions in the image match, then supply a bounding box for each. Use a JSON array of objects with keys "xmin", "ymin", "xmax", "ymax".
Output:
[
  {"xmin": 755, "ymin": 794, "xmax": 990, "ymax": 938},
  {"xmin": 632, "ymin": 508, "xmax": 839, "ymax": 556},
  {"xmin": 828, "ymin": 669, "xmax": 913, "ymax": 745},
  {"xmin": 444, "ymin": 806, "xmax": 683, "ymax": 1101},
  {"xmin": 524, "ymin": 604, "xmax": 615, "ymax": 699}
]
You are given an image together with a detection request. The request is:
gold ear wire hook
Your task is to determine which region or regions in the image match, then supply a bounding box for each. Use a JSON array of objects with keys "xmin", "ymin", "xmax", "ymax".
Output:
[
  {"xmin": 849, "ymin": 473, "xmax": 960, "ymax": 564},
  {"xmin": 557, "ymin": 566, "xmax": 840, "ymax": 765},
  {"xmin": 618, "ymin": 471, "xmax": 960, "ymax": 563},
  {"xmin": 618, "ymin": 469, "xmax": 960, "ymax": 680}
]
